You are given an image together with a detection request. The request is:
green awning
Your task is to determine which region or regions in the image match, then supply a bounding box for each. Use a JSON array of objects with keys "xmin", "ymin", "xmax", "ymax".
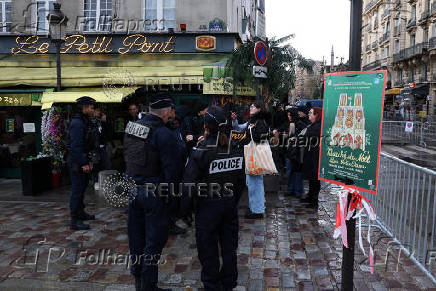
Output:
[{"xmin": 0, "ymin": 53, "xmax": 228, "ymax": 88}]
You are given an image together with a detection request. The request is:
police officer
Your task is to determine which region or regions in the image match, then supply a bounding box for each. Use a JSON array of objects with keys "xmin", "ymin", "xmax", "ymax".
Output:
[
  {"xmin": 124, "ymin": 93, "xmax": 183, "ymax": 291},
  {"xmin": 180, "ymin": 106, "xmax": 245, "ymax": 291},
  {"xmin": 67, "ymin": 96, "xmax": 97, "ymax": 231}
]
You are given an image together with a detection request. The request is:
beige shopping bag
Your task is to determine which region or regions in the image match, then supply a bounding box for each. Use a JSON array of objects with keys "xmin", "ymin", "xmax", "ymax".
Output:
[{"xmin": 244, "ymin": 128, "xmax": 278, "ymax": 175}]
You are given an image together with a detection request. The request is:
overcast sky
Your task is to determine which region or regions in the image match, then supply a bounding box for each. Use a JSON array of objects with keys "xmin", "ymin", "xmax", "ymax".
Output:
[{"xmin": 266, "ymin": 0, "xmax": 351, "ymax": 64}]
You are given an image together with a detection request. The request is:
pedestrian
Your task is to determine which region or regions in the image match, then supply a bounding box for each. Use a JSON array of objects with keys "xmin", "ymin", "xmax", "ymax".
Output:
[
  {"xmin": 128, "ymin": 103, "xmax": 139, "ymax": 122},
  {"xmin": 66, "ymin": 96, "xmax": 97, "ymax": 231},
  {"xmin": 166, "ymin": 105, "xmax": 188, "ymax": 236},
  {"xmin": 124, "ymin": 93, "xmax": 183, "ymax": 291},
  {"xmin": 183, "ymin": 100, "xmax": 208, "ymax": 150},
  {"xmin": 180, "ymin": 106, "xmax": 245, "ymax": 291},
  {"xmin": 297, "ymin": 105, "xmax": 310, "ymax": 126},
  {"xmin": 300, "ymin": 107, "xmax": 322, "ymax": 209},
  {"xmin": 285, "ymin": 108, "xmax": 305, "ymax": 197},
  {"xmin": 231, "ymin": 101, "xmax": 269, "ymax": 219}
]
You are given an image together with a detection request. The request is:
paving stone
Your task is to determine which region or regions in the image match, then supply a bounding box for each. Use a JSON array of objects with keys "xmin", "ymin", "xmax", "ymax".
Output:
[{"xmin": 281, "ymin": 273, "xmax": 296, "ymax": 288}]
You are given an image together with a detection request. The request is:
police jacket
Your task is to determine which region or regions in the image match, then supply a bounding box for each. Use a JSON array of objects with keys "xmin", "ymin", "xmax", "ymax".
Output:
[
  {"xmin": 180, "ymin": 133, "xmax": 245, "ymax": 215},
  {"xmin": 67, "ymin": 113, "xmax": 91, "ymax": 166},
  {"xmin": 124, "ymin": 114, "xmax": 183, "ymax": 184}
]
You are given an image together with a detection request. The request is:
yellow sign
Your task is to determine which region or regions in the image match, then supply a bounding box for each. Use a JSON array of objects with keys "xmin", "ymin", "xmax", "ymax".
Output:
[
  {"xmin": 203, "ymin": 79, "xmax": 256, "ymax": 96},
  {"xmin": 0, "ymin": 94, "xmax": 32, "ymax": 106},
  {"xmin": 196, "ymin": 36, "xmax": 216, "ymax": 51}
]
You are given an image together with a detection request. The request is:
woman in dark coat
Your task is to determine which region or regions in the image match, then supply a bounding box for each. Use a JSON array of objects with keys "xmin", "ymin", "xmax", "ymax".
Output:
[
  {"xmin": 300, "ymin": 107, "xmax": 322, "ymax": 209},
  {"xmin": 231, "ymin": 101, "xmax": 270, "ymax": 219}
]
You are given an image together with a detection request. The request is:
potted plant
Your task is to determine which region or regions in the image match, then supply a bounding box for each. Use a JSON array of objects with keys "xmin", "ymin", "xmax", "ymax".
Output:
[{"xmin": 41, "ymin": 107, "xmax": 66, "ymax": 189}]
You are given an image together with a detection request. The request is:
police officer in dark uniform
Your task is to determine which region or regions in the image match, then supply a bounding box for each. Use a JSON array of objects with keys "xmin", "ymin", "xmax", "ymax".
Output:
[
  {"xmin": 67, "ymin": 96, "xmax": 97, "ymax": 231},
  {"xmin": 180, "ymin": 106, "xmax": 245, "ymax": 291},
  {"xmin": 124, "ymin": 93, "xmax": 183, "ymax": 291}
]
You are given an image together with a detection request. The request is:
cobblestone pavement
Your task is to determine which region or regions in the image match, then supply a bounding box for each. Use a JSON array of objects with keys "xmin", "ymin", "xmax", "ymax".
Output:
[{"xmin": 0, "ymin": 179, "xmax": 435, "ymax": 290}]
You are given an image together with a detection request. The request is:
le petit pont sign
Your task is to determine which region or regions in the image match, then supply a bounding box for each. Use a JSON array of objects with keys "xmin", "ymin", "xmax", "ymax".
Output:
[{"xmin": 3, "ymin": 34, "xmax": 236, "ymax": 55}]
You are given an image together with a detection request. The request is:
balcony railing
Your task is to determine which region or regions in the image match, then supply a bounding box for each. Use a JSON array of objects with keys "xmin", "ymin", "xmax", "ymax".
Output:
[
  {"xmin": 394, "ymin": 79, "xmax": 403, "ymax": 87},
  {"xmin": 418, "ymin": 10, "xmax": 430, "ymax": 23},
  {"xmin": 363, "ymin": 60, "xmax": 381, "ymax": 71},
  {"xmin": 394, "ymin": 25, "xmax": 401, "ymax": 36},
  {"xmin": 430, "ymin": 37, "xmax": 436, "ymax": 50},
  {"xmin": 380, "ymin": 32, "xmax": 390, "ymax": 44},
  {"xmin": 414, "ymin": 42, "xmax": 429, "ymax": 55},
  {"xmin": 406, "ymin": 18, "xmax": 417, "ymax": 29},
  {"xmin": 381, "ymin": 9, "xmax": 391, "ymax": 20},
  {"xmin": 372, "ymin": 40, "xmax": 379, "ymax": 49},
  {"xmin": 406, "ymin": 45, "xmax": 415, "ymax": 58},
  {"xmin": 365, "ymin": 0, "xmax": 383, "ymax": 14},
  {"xmin": 393, "ymin": 49, "xmax": 406, "ymax": 62}
]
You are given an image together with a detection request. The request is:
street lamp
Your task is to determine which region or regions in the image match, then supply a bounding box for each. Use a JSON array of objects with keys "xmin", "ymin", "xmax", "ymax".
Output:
[{"xmin": 47, "ymin": 3, "xmax": 68, "ymax": 92}]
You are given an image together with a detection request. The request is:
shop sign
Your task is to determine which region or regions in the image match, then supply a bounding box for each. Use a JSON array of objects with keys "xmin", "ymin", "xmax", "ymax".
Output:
[
  {"xmin": 196, "ymin": 36, "xmax": 216, "ymax": 51},
  {"xmin": 11, "ymin": 34, "xmax": 175, "ymax": 55},
  {"xmin": 23, "ymin": 123, "xmax": 36, "ymax": 133},
  {"xmin": 203, "ymin": 79, "xmax": 256, "ymax": 96},
  {"xmin": 0, "ymin": 93, "xmax": 32, "ymax": 106},
  {"xmin": 209, "ymin": 18, "xmax": 225, "ymax": 32},
  {"xmin": 318, "ymin": 71, "xmax": 386, "ymax": 194}
]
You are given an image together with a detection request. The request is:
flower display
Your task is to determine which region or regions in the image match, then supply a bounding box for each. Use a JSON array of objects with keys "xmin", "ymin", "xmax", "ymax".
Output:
[{"xmin": 40, "ymin": 107, "xmax": 66, "ymax": 173}]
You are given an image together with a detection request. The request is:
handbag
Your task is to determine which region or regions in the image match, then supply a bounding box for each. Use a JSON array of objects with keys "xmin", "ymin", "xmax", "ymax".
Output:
[{"xmin": 244, "ymin": 127, "xmax": 278, "ymax": 175}]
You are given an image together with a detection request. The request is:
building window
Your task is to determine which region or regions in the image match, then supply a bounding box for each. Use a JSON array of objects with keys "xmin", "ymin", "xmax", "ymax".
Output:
[
  {"xmin": 0, "ymin": 0, "xmax": 11, "ymax": 33},
  {"xmin": 144, "ymin": 0, "xmax": 175, "ymax": 31},
  {"xmin": 84, "ymin": 0, "xmax": 112, "ymax": 32},
  {"xmin": 424, "ymin": 28, "xmax": 429, "ymax": 42},
  {"xmin": 410, "ymin": 34, "xmax": 415, "ymax": 47},
  {"xmin": 411, "ymin": 5, "xmax": 416, "ymax": 20},
  {"xmin": 395, "ymin": 39, "xmax": 400, "ymax": 53},
  {"xmin": 422, "ymin": 64, "xmax": 427, "ymax": 80},
  {"xmin": 37, "ymin": 1, "xmax": 56, "ymax": 32}
]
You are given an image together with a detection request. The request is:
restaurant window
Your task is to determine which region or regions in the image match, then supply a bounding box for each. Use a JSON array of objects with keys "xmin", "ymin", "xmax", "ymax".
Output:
[
  {"xmin": 83, "ymin": 0, "xmax": 112, "ymax": 32},
  {"xmin": 37, "ymin": 1, "xmax": 56, "ymax": 32},
  {"xmin": 0, "ymin": 0, "xmax": 11, "ymax": 33},
  {"xmin": 144, "ymin": 0, "xmax": 175, "ymax": 31}
]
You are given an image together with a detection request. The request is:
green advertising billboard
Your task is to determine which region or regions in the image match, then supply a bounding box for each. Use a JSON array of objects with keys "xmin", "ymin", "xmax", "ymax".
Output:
[{"xmin": 318, "ymin": 71, "xmax": 386, "ymax": 194}]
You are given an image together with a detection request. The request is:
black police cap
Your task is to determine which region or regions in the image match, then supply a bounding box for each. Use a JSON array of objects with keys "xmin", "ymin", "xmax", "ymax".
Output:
[
  {"xmin": 149, "ymin": 93, "xmax": 174, "ymax": 109},
  {"xmin": 205, "ymin": 106, "xmax": 227, "ymax": 127},
  {"xmin": 76, "ymin": 96, "xmax": 96, "ymax": 106}
]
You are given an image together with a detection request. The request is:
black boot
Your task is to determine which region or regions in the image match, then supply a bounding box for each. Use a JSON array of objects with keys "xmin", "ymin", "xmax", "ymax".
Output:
[
  {"xmin": 78, "ymin": 211, "xmax": 95, "ymax": 221},
  {"xmin": 135, "ymin": 276, "xmax": 141, "ymax": 291},
  {"xmin": 71, "ymin": 216, "xmax": 90, "ymax": 230},
  {"xmin": 141, "ymin": 280, "xmax": 172, "ymax": 291}
]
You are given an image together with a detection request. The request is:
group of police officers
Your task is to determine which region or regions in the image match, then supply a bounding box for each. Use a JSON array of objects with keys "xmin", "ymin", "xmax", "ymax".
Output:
[{"xmin": 68, "ymin": 93, "xmax": 246, "ymax": 291}]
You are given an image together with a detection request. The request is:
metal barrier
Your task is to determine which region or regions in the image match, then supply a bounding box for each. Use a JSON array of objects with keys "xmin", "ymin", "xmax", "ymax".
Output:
[
  {"xmin": 363, "ymin": 152, "xmax": 436, "ymax": 282},
  {"xmin": 382, "ymin": 121, "xmax": 436, "ymax": 147}
]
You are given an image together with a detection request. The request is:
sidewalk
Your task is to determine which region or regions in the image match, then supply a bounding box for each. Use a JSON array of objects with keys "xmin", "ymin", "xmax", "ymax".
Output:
[{"xmin": 0, "ymin": 179, "xmax": 435, "ymax": 290}]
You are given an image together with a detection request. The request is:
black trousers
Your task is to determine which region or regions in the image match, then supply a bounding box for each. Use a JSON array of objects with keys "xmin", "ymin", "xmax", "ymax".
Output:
[
  {"xmin": 195, "ymin": 199, "xmax": 239, "ymax": 291},
  {"xmin": 69, "ymin": 164, "xmax": 88, "ymax": 217},
  {"xmin": 128, "ymin": 184, "xmax": 169, "ymax": 288},
  {"xmin": 308, "ymin": 179, "xmax": 321, "ymax": 205}
]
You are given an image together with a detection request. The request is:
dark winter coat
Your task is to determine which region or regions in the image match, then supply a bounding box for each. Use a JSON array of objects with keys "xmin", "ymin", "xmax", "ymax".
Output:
[
  {"xmin": 241, "ymin": 111, "xmax": 269, "ymax": 145},
  {"xmin": 301, "ymin": 121, "xmax": 322, "ymax": 180}
]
